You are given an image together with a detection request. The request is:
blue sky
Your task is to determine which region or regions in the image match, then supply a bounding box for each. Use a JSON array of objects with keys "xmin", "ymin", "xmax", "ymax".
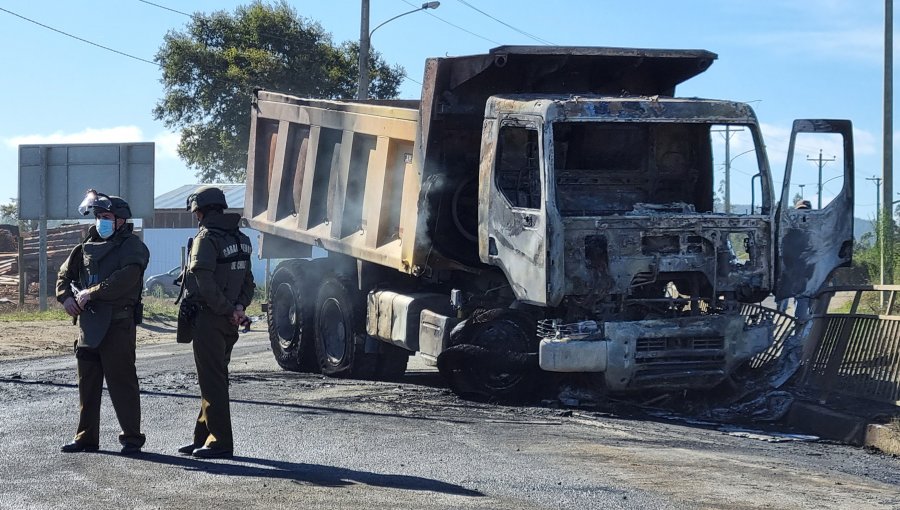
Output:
[{"xmin": 0, "ymin": 0, "xmax": 892, "ymax": 220}]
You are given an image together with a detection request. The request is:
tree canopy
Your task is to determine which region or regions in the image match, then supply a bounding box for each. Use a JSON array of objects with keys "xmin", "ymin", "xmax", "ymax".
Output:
[{"xmin": 154, "ymin": 1, "xmax": 405, "ymax": 182}]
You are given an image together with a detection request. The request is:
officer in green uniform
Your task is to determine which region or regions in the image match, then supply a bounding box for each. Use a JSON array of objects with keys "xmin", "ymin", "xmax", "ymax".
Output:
[
  {"xmin": 177, "ymin": 186, "xmax": 255, "ymax": 459},
  {"xmin": 55, "ymin": 190, "xmax": 150, "ymax": 455}
]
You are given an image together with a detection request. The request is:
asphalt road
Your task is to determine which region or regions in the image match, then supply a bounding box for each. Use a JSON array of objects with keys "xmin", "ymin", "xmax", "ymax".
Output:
[{"xmin": 0, "ymin": 330, "xmax": 898, "ymax": 509}]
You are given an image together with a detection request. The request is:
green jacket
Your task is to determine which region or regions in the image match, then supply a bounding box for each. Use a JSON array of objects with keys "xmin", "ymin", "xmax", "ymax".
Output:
[
  {"xmin": 183, "ymin": 212, "xmax": 255, "ymax": 316},
  {"xmin": 56, "ymin": 223, "xmax": 149, "ymax": 347}
]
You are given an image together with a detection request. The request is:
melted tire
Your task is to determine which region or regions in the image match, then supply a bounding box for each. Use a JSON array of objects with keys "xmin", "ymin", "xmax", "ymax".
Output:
[
  {"xmin": 313, "ymin": 276, "xmax": 375, "ymax": 378},
  {"xmin": 438, "ymin": 308, "xmax": 539, "ymax": 403}
]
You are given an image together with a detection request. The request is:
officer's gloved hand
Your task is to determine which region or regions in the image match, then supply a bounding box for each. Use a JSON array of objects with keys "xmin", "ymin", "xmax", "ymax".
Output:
[{"xmin": 63, "ymin": 297, "xmax": 82, "ymax": 317}]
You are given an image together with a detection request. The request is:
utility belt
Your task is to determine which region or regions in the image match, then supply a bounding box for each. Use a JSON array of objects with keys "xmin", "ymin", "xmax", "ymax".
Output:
[
  {"xmin": 176, "ymin": 301, "xmax": 200, "ymax": 344},
  {"xmin": 176, "ymin": 301, "xmax": 230, "ymax": 343},
  {"xmin": 111, "ymin": 303, "xmax": 143, "ymax": 324}
]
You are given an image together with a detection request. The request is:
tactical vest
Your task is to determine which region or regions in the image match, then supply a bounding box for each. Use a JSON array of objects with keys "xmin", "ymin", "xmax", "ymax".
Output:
[
  {"xmin": 183, "ymin": 224, "xmax": 252, "ymax": 307},
  {"xmin": 77, "ymin": 230, "xmax": 148, "ymax": 348}
]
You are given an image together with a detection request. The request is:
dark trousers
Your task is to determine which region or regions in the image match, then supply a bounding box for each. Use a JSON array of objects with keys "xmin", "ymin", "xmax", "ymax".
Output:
[
  {"xmin": 191, "ymin": 309, "xmax": 239, "ymax": 450},
  {"xmin": 74, "ymin": 317, "xmax": 145, "ymax": 447}
]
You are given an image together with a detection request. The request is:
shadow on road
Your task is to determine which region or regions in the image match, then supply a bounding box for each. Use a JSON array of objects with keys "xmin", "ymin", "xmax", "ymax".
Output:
[
  {"xmin": 124, "ymin": 451, "xmax": 484, "ymax": 497},
  {"xmin": 138, "ymin": 321, "xmax": 177, "ymax": 333}
]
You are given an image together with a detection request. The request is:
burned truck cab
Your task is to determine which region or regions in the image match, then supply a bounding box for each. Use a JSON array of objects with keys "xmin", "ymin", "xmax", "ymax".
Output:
[{"xmin": 478, "ymin": 94, "xmax": 853, "ymax": 391}]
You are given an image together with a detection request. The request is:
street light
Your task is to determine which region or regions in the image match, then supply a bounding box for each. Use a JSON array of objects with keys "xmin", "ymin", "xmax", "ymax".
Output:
[
  {"xmin": 723, "ymin": 147, "xmax": 755, "ymax": 213},
  {"xmin": 357, "ymin": 1, "xmax": 440, "ymax": 100}
]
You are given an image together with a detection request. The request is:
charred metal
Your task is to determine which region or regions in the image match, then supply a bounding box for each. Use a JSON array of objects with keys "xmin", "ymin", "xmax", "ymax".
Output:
[{"xmin": 246, "ymin": 46, "xmax": 855, "ymax": 401}]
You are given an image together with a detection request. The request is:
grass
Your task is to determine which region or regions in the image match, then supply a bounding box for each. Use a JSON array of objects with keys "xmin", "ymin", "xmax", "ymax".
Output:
[
  {"xmin": 831, "ymin": 290, "xmax": 894, "ymax": 315},
  {"xmin": 141, "ymin": 296, "xmax": 179, "ymax": 321},
  {"xmin": 0, "ymin": 306, "xmax": 71, "ymax": 322},
  {"xmin": 0, "ymin": 286, "xmax": 269, "ymax": 323}
]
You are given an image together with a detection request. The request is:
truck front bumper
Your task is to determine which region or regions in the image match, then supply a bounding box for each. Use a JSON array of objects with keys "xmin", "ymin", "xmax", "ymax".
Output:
[{"xmin": 538, "ymin": 315, "xmax": 772, "ymax": 391}]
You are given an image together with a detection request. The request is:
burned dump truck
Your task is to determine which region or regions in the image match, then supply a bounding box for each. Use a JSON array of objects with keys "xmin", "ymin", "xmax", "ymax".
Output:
[{"xmin": 245, "ymin": 46, "xmax": 854, "ymax": 400}]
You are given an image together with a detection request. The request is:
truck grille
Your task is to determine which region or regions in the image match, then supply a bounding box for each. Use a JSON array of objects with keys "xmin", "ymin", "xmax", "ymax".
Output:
[{"xmin": 634, "ymin": 335, "xmax": 725, "ymax": 364}]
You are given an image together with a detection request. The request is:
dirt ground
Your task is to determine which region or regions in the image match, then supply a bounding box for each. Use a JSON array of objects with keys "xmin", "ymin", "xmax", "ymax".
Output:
[{"xmin": 0, "ymin": 317, "xmax": 177, "ymax": 361}]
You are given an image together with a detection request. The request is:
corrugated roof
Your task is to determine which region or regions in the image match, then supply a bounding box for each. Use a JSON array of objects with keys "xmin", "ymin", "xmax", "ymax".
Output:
[{"xmin": 154, "ymin": 184, "xmax": 246, "ymax": 210}]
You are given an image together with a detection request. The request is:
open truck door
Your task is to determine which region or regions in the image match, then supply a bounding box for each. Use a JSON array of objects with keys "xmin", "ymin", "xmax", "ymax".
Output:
[
  {"xmin": 479, "ymin": 116, "xmax": 564, "ymax": 306},
  {"xmin": 775, "ymin": 119, "xmax": 854, "ymax": 300}
]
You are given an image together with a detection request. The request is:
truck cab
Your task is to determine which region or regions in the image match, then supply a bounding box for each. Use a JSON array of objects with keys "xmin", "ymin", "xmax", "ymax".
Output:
[{"xmin": 477, "ymin": 94, "xmax": 854, "ymax": 390}]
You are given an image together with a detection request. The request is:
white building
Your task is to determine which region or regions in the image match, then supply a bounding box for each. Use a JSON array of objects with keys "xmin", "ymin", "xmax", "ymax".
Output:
[{"xmin": 143, "ymin": 184, "xmax": 268, "ymax": 286}]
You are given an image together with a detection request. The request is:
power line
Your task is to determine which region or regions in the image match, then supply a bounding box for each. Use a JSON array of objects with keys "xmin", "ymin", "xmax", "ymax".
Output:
[
  {"xmin": 137, "ymin": 0, "xmax": 304, "ymax": 48},
  {"xmin": 137, "ymin": 0, "xmax": 191, "ymax": 18},
  {"xmin": 0, "ymin": 6, "xmax": 158, "ymax": 66},
  {"xmin": 399, "ymin": 0, "xmax": 502, "ymax": 45},
  {"xmin": 455, "ymin": 0, "xmax": 555, "ymax": 45}
]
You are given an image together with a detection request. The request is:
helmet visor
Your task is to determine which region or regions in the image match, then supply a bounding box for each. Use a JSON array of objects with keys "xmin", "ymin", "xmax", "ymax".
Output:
[
  {"xmin": 185, "ymin": 193, "xmax": 196, "ymax": 212},
  {"xmin": 78, "ymin": 192, "xmax": 113, "ymax": 216}
]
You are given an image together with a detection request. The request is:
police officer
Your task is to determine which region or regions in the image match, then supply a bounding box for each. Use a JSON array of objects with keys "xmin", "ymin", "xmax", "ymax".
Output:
[
  {"xmin": 177, "ymin": 186, "xmax": 254, "ymax": 459},
  {"xmin": 55, "ymin": 190, "xmax": 150, "ymax": 455}
]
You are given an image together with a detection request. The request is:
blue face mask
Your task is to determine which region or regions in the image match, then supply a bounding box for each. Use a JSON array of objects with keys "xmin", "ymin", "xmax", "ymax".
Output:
[{"xmin": 96, "ymin": 218, "xmax": 116, "ymax": 239}]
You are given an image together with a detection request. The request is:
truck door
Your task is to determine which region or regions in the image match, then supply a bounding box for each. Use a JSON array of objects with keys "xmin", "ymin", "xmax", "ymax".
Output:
[
  {"xmin": 480, "ymin": 116, "xmax": 563, "ymax": 306},
  {"xmin": 775, "ymin": 119, "xmax": 854, "ymax": 300}
]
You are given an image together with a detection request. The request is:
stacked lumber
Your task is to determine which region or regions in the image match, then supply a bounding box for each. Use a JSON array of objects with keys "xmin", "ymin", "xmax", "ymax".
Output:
[
  {"xmin": 0, "ymin": 224, "xmax": 93, "ymax": 287},
  {"xmin": 0, "ymin": 252, "xmax": 17, "ymax": 285},
  {"xmin": 21, "ymin": 224, "xmax": 89, "ymax": 272}
]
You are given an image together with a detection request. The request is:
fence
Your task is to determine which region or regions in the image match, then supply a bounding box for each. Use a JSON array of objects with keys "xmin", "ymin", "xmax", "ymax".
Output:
[{"xmin": 799, "ymin": 285, "xmax": 900, "ymax": 406}]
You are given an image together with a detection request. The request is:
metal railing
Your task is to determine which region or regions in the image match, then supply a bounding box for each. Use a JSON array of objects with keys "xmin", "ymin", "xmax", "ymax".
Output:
[
  {"xmin": 741, "ymin": 303, "xmax": 797, "ymax": 369},
  {"xmin": 800, "ymin": 285, "xmax": 900, "ymax": 406}
]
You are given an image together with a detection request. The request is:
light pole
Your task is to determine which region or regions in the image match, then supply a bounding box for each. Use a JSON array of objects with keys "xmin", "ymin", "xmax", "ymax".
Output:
[
  {"xmin": 723, "ymin": 147, "xmax": 754, "ymax": 213},
  {"xmin": 357, "ymin": 1, "xmax": 440, "ymax": 100}
]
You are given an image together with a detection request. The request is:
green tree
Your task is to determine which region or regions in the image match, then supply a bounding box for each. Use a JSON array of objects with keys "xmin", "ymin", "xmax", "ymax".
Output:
[
  {"xmin": 0, "ymin": 199, "xmax": 17, "ymax": 224},
  {"xmin": 154, "ymin": 1, "xmax": 405, "ymax": 182}
]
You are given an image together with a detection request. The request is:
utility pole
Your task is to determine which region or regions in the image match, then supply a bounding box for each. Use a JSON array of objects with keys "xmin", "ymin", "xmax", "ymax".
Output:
[
  {"xmin": 357, "ymin": 0, "xmax": 370, "ymax": 100},
  {"xmin": 724, "ymin": 125, "xmax": 731, "ymax": 213},
  {"xmin": 357, "ymin": 1, "xmax": 439, "ymax": 100},
  {"xmin": 868, "ymin": 176, "xmax": 884, "ymax": 219},
  {"xmin": 711, "ymin": 126, "xmax": 744, "ymax": 213},
  {"xmin": 868, "ymin": 176, "xmax": 884, "ymax": 279},
  {"xmin": 798, "ymin": 184, "xmax": 806, "ymax": 198},
  {"xmin": 883, "ymin": 0, "xmax": 894, "ymax": 286},
  {"xmin": 807, "ymin": 149, "xmax": 836, "ymax": 209}
]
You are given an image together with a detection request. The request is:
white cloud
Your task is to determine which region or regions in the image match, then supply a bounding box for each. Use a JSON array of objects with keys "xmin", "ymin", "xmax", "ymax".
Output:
[
  {"xmin": 153, "ymin": 131, "xmax": 181, "ymax": 160},
  {"xmin": 3, "ymin": 126, "xmax": 145, "ymax": 149}
]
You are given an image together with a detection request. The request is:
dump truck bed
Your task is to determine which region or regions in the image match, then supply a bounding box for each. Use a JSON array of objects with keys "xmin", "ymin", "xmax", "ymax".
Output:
[{"xmin": 244, "ymin": 46, "xmax": 718, "ymax": 275}]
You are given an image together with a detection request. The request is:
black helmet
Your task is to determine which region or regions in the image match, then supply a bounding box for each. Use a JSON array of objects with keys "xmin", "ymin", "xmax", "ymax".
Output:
[
  {"xmin": 78, "ymin": 190, "xmax": 132, "ymax": 219},
  {"xmin": 186, "ymin": 186, "xmax": 228, "ymax": 212},
  {"xmin": 107, "ymin": 196, "xmax": 133, "ymax": 219}
]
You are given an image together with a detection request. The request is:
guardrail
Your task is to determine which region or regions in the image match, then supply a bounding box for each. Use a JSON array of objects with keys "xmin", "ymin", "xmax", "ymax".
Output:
[
  {"xmin": 799, "ymin": 285, "xmax": 900, "ymax": 406},
  {"xmin": 741, "ymin": 303, "xmax": 797, "ymax": 370}
]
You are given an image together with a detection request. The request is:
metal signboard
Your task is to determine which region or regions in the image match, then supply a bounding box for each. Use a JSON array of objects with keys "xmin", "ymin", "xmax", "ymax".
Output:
[{"xmin": 18, "ymin": 143, "xmax": 155, "ymax": 220}]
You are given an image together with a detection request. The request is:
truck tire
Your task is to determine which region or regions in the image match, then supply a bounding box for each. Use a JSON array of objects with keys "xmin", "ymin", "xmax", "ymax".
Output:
[
  {"xmin": 438, "ymin": 308, "xmax": 539, "ymax": 402},
  {"xmin": 313, "ymin": 276, "xmax": 376, "ymax": 378},
  {"xmin": 267, "ymin": 262, "xmax": 318, "ymax": 372}
]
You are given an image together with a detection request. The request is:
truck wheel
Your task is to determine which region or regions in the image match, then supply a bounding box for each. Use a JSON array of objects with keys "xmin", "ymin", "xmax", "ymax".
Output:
[
  {"xmin": 438, "ymin": 309, "xmax": 539, "ymax": 402},
  {"xmin": 267, "ymin": 263, "xmax": 318, "ymax": 372},
  {"xmin": 313, "ymin": 276, "xmax": 373, "ymax": 377}
]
